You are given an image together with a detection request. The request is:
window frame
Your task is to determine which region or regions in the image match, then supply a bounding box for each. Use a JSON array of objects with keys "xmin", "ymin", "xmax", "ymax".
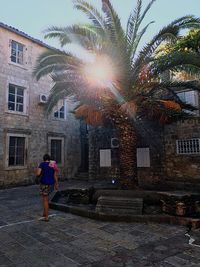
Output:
[
  {"xmin": 137, "ymin": 147, "xmax": 150, "ymax": 167},
  {"xmin": 7, "ymin": 84, "xmax": 28, "ymax": 115},
  {"xmin": 53, "ymin": 99, "xmax": 68, "ymax": 120},
  {"xmin": 176, "ymin": 138, "xmax": 200, "ymax": 155},
  {"xmin": 48, "ymin": 137, "xmax": 64, "ymax": 166},
  {"xmin": 10, "ymin": 40, "xmax": 24, "ymax": 65},
  {"xmin": 177, "ymin": 89, "xmax": 199, "ymax": 116},
  {"xmin": 5, "ymin": 133, "xmax": 28, "ymax": 170}
]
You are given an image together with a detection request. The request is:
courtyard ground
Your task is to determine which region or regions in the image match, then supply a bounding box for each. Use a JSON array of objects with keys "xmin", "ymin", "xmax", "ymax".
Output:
[{"xmin": 0, "ymin": 181, "xmax": 200, "ymax": 267}]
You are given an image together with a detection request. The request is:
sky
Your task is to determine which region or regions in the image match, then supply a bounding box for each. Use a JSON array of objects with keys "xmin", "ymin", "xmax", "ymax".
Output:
[{"xmin": 0, "ymin": 0, "xmax": 200, "ymax": 49}]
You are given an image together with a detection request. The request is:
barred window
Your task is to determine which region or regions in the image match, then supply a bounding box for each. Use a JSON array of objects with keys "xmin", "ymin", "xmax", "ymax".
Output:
[{"xmin": 176, "ymin": 139, "xmax": 200, "ymax": 155}]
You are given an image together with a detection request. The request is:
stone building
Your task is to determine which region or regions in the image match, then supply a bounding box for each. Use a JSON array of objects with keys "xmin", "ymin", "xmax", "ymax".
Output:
[
  {"xmin": 1, "ymin": 22, "xmax": 200, "ymax": 191},
  {"xmin": 0, "ymin": 22, "xmax": 81, "ymax": 187},
  {"xmin": 87, "ymin": 87, "xmax": 200, "ymax": 191},
  {"xmin": 136, "ymin": 87, "xmax": 200, "ymax": 191}
]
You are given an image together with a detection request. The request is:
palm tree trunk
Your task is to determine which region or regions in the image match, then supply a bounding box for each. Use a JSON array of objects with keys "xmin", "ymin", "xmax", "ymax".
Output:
[
  {"xmin": 107, "ymin": 103, "xmax": 138, "ymax": 189},
  {"xmin": 116, "ymin": 120, "xmax": 138, "ymax": 189}
]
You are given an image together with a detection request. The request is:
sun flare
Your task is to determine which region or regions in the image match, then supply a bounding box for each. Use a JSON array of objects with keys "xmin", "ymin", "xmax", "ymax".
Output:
[{"xmin": 82, "ymin": 55, "xmax": 115, "ymax": 87}]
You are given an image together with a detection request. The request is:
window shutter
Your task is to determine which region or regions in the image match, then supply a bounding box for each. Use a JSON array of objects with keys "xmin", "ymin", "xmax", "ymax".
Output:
[
  {"xmin": 137, "ymin": 148, "xmax": 150, "ymax": 167},
  {"xmin": 100, "ymin": 149, "xmax": 111, "ymax": 167}
]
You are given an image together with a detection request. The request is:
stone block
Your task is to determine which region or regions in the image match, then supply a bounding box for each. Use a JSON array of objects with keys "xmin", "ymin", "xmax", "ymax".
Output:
[{"xmin": 96, "ymin": 196, "xmax": 143, "ymax": 215}]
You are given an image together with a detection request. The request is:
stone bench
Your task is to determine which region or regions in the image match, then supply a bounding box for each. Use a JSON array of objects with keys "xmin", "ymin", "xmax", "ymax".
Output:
[{"xmin": 96, "ymin": 196, "xmax": 143, "ymax": 215}]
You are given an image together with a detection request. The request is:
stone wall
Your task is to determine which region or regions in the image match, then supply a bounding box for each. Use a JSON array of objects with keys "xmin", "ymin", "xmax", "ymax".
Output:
[
  {"xmin": 136, "ymin": 120, "xmax": 165, "ymax": 189},
  {"xmin": 88, "ymin": 121, "xmax": 165, "ymax": 187},
  {"xmin": 164, "ymin": 118, "xmax": 200, "ymax": 188},
  {"xmin": 0, "ymin": 26, "xmax": 81, "ymax": 187},
  {"xmin": 88, "ymin": 127, "xmax": 119, "ymax": 181},
  {"xmin": 137, "ymin": 118, "xmax": 200, "ymax": 190}
]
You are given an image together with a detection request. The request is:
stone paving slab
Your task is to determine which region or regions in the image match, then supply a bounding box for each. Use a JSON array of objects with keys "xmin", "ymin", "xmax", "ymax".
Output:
[{"xmin": 0, "ymin": 181, "xmax": 199, "ymax": 266}]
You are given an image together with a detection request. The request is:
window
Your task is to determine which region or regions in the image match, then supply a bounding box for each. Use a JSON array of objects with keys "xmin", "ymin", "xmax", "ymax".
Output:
[
  {"xmin": 176, "ymin": 138, "xmax": 200, "ymax": 155},
  {"xmin": 54, "ymin": 99, "xmax": 68, "ymax": 119},
  {"xmin": 11, "ymin": 40, "xmax": 24, "ymax": 64},
  {"xmin": 177, "ymin": 90, "xmax": 199, "ymax": 115},
  {"xmin": 100, "ymin": 149, "xmax": 111, "ymax": 167},
  {"xmin": 137, "ymin": 148, "xmax": 150, "ymax": 167},
  {"xmin": 50, "ymin": 139, "xmax": 63, "ymax": 164},
  {"xmin": 54, "ymin": 105, "xmax": 65, "ymax": 119},
  {"xmin": 8, "ymin": 84, "xmax": 24, "ymax": 112},
  {"xmin": 8, "ymin": 136, "xmax": 25, "ymax": 166}
]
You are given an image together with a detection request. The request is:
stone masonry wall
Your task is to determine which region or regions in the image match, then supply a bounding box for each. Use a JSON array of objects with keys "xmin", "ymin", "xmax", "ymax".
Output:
[
  {"xmin": 89, "ymin": 127, "xmax": 119, "ymax": 181},
  {"xmin": 164, "ymin": 118, "xmax": 200, "ymax": 183},
  {"xmin": 0, "ymin": 27, "xmax": 81, "ymax": 187},
  {"xmin": 136, "ymin": 120, "xmax": 165, "ymax": 189},
  {"xmin": 88, "ymin": 121, "xmax": 165, "ymax": 188}
]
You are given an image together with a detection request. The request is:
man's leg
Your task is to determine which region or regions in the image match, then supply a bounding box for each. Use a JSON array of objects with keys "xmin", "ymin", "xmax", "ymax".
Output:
[{"xmin": 42, "ymin": 195, "xmax": 49, "ymax": 221}]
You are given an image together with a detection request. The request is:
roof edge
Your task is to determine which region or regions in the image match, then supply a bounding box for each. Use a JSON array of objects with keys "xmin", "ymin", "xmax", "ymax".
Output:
[{"xmin": 0, "ymin": 22, "xmax": 55, "ymax": 50}]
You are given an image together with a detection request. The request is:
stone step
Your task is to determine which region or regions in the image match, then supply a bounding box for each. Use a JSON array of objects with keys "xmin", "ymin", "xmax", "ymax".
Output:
[
  {"xmin": 96, "ymin": 196, "xmax": 143, "ymax": 215},
  {"xmin": 74, "ymin": 175, "xmax": 88, "ymax": 178},
  {"xmin": 74, "ymin": 172, "xmax": 89, "ymax": 180},
  {"xmin": 75, "ymin": 172, "xmax": 88, "ymax": 176}
]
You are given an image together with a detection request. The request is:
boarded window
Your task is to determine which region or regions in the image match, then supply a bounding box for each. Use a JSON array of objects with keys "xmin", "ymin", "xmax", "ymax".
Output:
[
  {"xmin": 100, "ymin": 149, "xmax": 111, "ymax": 167},
  {"xmin": 137, "ymin": 148, "xmax": 150, "ymax": 167}
]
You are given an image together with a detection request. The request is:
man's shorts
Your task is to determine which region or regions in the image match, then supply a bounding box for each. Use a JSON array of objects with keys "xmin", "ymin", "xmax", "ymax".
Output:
[{"xmin": 39, "ymin": 184, "xmax": 54, "ymax": 196}]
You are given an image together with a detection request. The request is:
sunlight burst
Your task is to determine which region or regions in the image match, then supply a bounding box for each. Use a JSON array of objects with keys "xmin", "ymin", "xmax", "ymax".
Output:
[{"xmin": 82, "ymin": 55, "xmax": 115, "ymax": 87}]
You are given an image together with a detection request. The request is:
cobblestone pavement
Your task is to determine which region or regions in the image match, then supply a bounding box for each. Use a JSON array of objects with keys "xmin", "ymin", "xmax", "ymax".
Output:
[{"xmin": 0, "ymin": 181, "xmax": 200, "ymax": 267}]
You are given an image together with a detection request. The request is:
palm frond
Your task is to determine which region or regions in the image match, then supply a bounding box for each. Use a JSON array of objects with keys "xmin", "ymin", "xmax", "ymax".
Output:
[
  {"xmin": 33, "ymin": 0, "xmax": 200, "ymax": 121},
  {"xmin": 33, "ymin": 50, "xmax": 68, "ymax": 80},
  {"xmin": 172, "ymin": 15, "xmax": 200, "ymax": 29},
  {"xmin": 130, "ymin": 21, "xmax": 154, "ymax": 61},
  {"xmin": 126, "ymin": 0, "xmax": 155, "ymax": 50},
  {"xmin": 43, "ymin": 26, "xmax": 71, "ymax": 45},
  {"xmin": 73, "ymin": 0, "xmax": 105, "ymax": 31},
  {"xmin": 46, "ymin": 76, "xmax": 87, "ymax": 114},
  {"xmin": 133, "ymin": 16, "xmax": 199, "ymax": 64},
  {"xmin": 131, "ymin": 26, "xmax": 181, "ymax": 84},
  {"xmin": 131, "ymin": 16, "xmax": 200, "ymax": 84},
  {"xmin": 126, "ymin": 0, "xmax": 142, "ymax": 46},
  {"xmin": 102, "ymin": 0, "xmax": 125, "ymax": 47},
  {"xmin": 33, "ymin": 50, "xmax": 83, "ymax": 80},
  {"xmin": 145, "ymin": 80, "xmax": 200, "ymax": 95},
  {"xmin": 141, "ymin": 80, "xmax": 200, "ymax": 111},
  {"xmin": 138, "ymin": 0, "xmax": 156, "ymax": 26},
  {"xmin": 172, "ymin": 65, "xmax": 200, "ymax": 80},
  {"xmin": 152, "ymin": 51, "xmax": 200, "ymax": 75},
  {"xmin": 44, "ymin": 24, "xmax": 105, "ymax": 49}
]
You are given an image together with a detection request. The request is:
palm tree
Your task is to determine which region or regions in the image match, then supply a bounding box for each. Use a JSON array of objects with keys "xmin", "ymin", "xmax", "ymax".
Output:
[
  {"xmin": 155, "ymin": 29, "xmax": 200, "ymax": 80},
  {"xmin": 33, "ymin": 0, "xmax": 200, "ymax": 188}
]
